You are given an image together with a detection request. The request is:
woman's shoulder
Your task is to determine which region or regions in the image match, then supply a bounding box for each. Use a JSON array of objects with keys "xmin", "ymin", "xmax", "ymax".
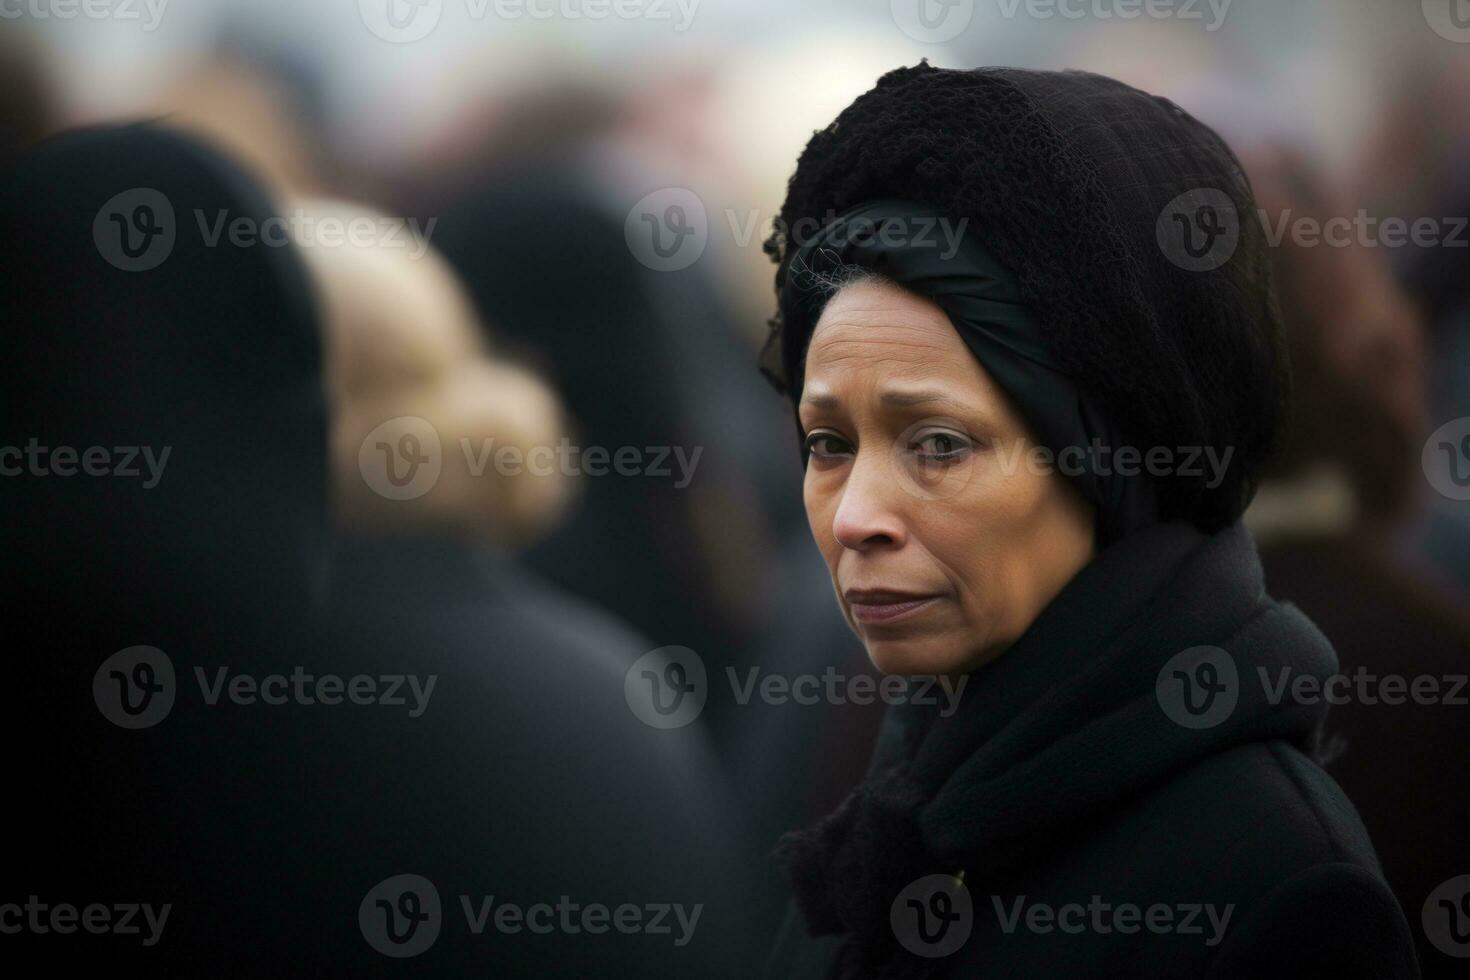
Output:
[
  {"xmin": 1149, "ymin": 737, "xmax": 1380, "ymax": 877},
  {"xmin": 1123, "ymin": 739, "xmax": 1419, "ymax": 976}
]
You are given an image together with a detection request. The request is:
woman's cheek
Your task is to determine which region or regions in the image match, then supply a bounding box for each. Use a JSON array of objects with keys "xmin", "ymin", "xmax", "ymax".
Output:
[{"xmin": 803, "ymin": 473, "xmax": 840, "ymax": 555}]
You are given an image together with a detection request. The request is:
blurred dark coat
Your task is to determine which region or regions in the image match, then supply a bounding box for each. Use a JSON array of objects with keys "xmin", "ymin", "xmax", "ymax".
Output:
[{"xmin": 1, "ymin": 123, "xmax": 760, "ymax": 977}]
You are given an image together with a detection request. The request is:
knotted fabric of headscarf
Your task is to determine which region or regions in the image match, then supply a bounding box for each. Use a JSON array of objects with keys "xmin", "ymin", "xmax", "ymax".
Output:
[{"xmin": 776, "ymin": 198, "xmax": 1158, "ymax": 546}]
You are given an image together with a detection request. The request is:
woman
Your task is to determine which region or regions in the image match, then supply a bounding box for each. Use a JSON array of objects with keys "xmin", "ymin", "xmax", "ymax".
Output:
[{"xmin": 758, "ymin": 64, "xmax": 1419, "ymax": 979}]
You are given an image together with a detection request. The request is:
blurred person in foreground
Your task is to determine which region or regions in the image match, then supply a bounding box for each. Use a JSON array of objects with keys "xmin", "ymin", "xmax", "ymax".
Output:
[
  {"xmin": 1, "ymin": 127, "xmax": 760, "ymax": 976},
  {"xmin": 3, "ymin": 121, "xmax": 338, "ymax": 974},
  {"xmin": 1243, "ymin": 146, "xmax": 1470, "ymax": 980},
  {"xmin": 757, "ymin": 64, "xmax": 1417, "ymax": 979}
]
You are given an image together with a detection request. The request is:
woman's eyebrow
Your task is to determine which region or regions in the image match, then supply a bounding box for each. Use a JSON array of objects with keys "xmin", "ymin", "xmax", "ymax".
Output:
[
  {"xmin": 800, "ymin": 386, "xmax": 980, "ymax": 416},
  {"xmin": 799, "ymin": 390, "xmax": 840, "ymax": 411},
  {"xmin": 877, "ymin": 386, "xmax": 970, "ymax": 411}
]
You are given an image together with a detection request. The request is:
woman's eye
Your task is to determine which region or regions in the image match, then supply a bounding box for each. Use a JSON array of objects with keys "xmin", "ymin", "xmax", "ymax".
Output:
[
  {"xmin": 913, "ymin": 431, "xmax": 972, "ymax": 461},
  {"xmin": 804, "ymin": 432, "xmax": 852, "ymax": 459}
]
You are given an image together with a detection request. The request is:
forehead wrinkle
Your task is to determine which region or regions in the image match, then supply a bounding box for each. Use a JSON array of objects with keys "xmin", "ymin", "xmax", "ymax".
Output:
[
  {"xmin": 806, "ymin": 286, "xmax": 973, "ymax": 388},
  {"xmin": 806, "ymin": 330, "xmax": 966, "ymax": 378},
  {"xmin": 811, "ymin": 306, "xmax": 957, "ymax": 349}
]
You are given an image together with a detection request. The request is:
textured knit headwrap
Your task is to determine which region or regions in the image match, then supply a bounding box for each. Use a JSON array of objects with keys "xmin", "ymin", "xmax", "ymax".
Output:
[
  {"xmin": 778, "ymin": 197, "xmax": 1158, "ymax": 545},
  {"xmin": 760, "ymin": 63, "xmax": 1289, "ymax": 535}
]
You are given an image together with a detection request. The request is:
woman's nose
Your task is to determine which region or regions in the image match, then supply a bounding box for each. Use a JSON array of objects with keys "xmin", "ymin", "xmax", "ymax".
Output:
[{"xmin": 831, "ymin": 449, "xmax": 907, "ymax": 552}]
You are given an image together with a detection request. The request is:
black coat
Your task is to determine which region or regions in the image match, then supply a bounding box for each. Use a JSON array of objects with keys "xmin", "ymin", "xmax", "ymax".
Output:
[
  {"xmin": 765, "ymin": 522, "xmax": 1419, "ymax": 979},
  {"xmin": 1, "ymin": 125, "xmax": 762, "ymax": 977},
  {"xmin": 318, "ymin": 534, "xmax": 767, "ymax": 978}
]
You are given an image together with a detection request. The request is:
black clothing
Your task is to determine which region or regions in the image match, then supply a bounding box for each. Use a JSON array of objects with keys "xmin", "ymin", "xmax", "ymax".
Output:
[
  {"xmin": 2, "ymin": 124, "xmax": 761, "ymax": 977},
  {"xmin": 761, "ymin": 64, "xmax": 1289, "ymax": 534},
  {"xmin": 320, "ymin": 534, "xmax": 766, "ymax": 978},
  {"xmin": 766, "ymin": 522, "xmax": 1418, "ymax": 979}
]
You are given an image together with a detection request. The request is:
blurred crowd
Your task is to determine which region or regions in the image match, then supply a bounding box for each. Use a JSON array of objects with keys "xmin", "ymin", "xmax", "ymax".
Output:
[{"xmin": 4, "ymin": 2, "xmax": 1470, "ymax": 975}]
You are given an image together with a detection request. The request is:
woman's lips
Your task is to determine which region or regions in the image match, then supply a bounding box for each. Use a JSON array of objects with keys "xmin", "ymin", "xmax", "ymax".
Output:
[{"xmin": 844, "ymin": 590, "xmax": 941, "ymax": 625}]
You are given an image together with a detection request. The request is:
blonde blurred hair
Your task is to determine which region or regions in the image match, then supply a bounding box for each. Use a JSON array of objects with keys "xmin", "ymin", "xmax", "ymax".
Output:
[{"xmin": 293, "ymin": 196, "xmax": 575, "ymax": 546}]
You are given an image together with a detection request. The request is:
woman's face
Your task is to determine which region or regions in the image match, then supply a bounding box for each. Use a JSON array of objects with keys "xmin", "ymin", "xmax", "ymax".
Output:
[{"xmin": 800, "ymin": 277, "xmax": 1096, "ymax": 676}]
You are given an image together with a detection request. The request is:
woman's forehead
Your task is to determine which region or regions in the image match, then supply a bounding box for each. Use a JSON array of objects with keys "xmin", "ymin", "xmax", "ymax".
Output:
[{"xmin": 806, "ymin": 281, "xmax": 968, "ymax": 368}]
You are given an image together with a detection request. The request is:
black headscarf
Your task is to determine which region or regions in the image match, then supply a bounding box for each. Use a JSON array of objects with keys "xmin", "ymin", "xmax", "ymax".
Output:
[
  {"xmin": 761, "ymin": 64, "xmax": 1289, "ymax": 536},
  {"xmin": 776, "ymin": 197, "xmax": 1159, "ymax": 545}
]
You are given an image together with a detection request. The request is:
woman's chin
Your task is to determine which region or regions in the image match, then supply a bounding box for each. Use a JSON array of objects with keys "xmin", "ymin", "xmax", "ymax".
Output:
[{"xmin": 863, "ymin": 634, "xmax": 968, "ymax": 678}]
